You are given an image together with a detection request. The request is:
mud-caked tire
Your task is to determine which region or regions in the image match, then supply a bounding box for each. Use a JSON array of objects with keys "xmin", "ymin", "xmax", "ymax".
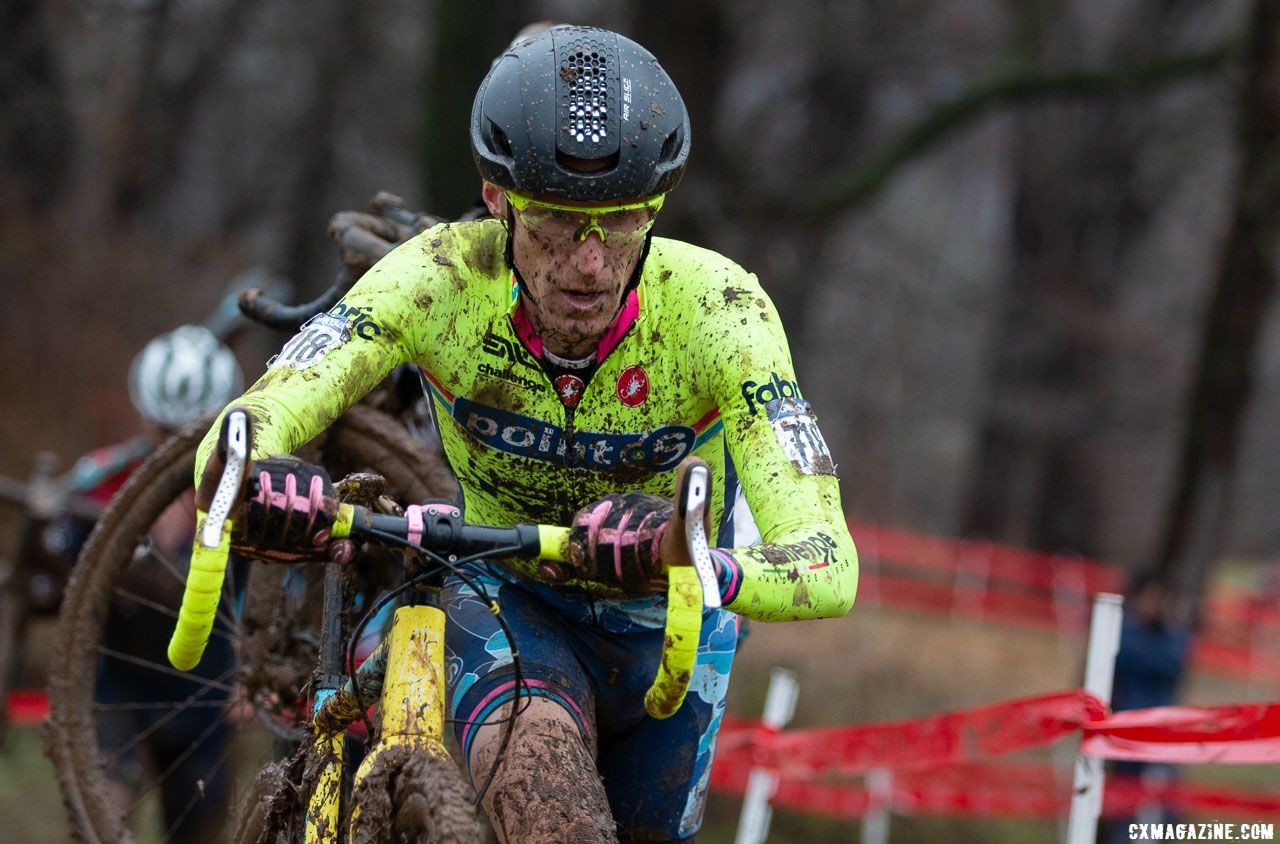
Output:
[
  {"xmin": 46, "ymin": 405, "xmax": 453, "ymax": 843},
  {"xmin": 349, "ymin": 745, "xmax": 479, "ymax": 844}
]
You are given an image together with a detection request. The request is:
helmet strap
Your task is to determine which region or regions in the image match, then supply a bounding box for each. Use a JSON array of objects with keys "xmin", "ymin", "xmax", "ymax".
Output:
[
  {"xmin": 504, "ymin": 206, "xmax": 541, "ymax": 310},
  {"xmin": 622, "ymin": 228, "xmax": 655, "ymax": 298}
]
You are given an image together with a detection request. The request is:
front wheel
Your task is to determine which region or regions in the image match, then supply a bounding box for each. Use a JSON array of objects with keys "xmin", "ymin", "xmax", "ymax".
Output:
[
  {"xmin": 349, "ymin": 745, "xmax": 479, "ymax": 844},
  {"xmin": 45, "ymin": 405, "xmax": 453, "ymax": 843}
]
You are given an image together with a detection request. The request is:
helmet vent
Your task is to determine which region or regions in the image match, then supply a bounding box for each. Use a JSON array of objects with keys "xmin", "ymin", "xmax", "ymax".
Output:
[
  {"xmin": 659, "ymin": 127, "xmax": 683, "ymax": 163},
  {"xmin": 562, "ymin": 49, "xmax": 608, "ymax": 144},
  {"xmin": 490, "ymin": 121, "xmax": 514, "ymax": 157}
]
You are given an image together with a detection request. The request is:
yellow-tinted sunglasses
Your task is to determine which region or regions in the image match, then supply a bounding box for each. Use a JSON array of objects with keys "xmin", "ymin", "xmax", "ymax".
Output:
[{"xmin": 504, "ymin": 191, "xmax": 665, "ymax": 246}]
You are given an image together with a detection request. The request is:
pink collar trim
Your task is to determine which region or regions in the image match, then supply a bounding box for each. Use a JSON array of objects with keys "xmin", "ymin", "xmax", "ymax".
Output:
[{"xmin": 510, "ymin": 281, "xmax": 640, "ymax": 365}]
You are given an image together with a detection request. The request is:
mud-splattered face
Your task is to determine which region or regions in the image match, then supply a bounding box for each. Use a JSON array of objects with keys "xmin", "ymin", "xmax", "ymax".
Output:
[{"xmin": 483, "ymin": 182, "xmax": 653, "ymax": 359}]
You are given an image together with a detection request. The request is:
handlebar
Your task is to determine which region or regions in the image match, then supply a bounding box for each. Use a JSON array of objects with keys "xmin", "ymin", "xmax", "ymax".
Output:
[
  {"xmin": 167, "ymin": 410, "xmax": 714, "ymax": 719},
  {"xmin": 234, "ymin": 199, "xmax": 435, "ymax": 333},
  {"xmin": 0, "ymin": 450, "xmax": 117, "ymax": 523},
  {"xmin": 237, "ymin": 268, "xmax": 356, "ymax": 333}
]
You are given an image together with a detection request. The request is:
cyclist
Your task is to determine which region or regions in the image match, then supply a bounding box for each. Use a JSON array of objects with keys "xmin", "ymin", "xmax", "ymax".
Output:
[
  {"xmin": 54, "ymin": 324, "xmax": 243, "ymax": 843},
  {"xmin": 197, "ymin": 25, "xmax": 857, "ymax": 842}
]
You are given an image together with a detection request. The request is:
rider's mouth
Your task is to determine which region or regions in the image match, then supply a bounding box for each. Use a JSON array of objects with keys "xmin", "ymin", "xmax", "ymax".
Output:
[{"xmin": 557, "ymin": 289, "xmax": 608, "ymax": 312}]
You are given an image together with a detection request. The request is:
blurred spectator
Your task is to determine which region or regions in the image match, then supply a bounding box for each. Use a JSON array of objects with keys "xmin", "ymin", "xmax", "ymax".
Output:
[{"xmin": 1102, "ymin": 572, "xmax": 1192, "ymax": 841}]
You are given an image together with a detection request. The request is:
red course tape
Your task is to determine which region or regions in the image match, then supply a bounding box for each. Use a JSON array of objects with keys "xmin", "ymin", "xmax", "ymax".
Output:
[
  {"xmin": 713, "ymin": 694, "xmax": 1280, "ymax": 821},
  {"xmin": 717, "ymin": 693, "xmax": 1280, "ymax": 775},
  {"xmin": 711, "ymin": 760, "xmax": 1280, "ymax": 820}
]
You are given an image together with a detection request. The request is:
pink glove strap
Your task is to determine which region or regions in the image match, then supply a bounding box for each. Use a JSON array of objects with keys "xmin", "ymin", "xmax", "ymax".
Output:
[
  {"xmin": 255, "ymin": 470, "xmax": 328, "ymax": 533},
  {"xmin": 578, "ymin": 499, "xmax": 667, "ymax": 576}
]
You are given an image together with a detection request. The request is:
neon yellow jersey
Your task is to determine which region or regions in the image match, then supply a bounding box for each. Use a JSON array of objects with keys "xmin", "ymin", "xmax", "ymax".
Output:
[{"xmin": 197, "ymin": 220, "xmax": 856, "ymax": 622}]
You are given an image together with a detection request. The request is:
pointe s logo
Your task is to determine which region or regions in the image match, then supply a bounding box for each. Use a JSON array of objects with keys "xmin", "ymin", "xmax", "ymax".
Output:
[{"xmin": 454, "ymin": 397, "xmax": 693, "ymax": 471}]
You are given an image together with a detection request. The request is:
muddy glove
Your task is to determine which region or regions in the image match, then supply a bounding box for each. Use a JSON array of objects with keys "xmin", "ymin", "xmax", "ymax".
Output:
[
  {"xmin": 328, "ymin": 192, "xmax": 443, "ymax": 279},
  {"xmin": 568, "ymin": 493, "xmax": 674, "ymax": 594},
  {"xmin": 566, "ymin": 459, "xmax": 714, "ymax": 594},
  {"xmin": 242, "ymin": 456, "xmax": 338, "ymax": 562},
  {"xmin": 199, "ymin": 455, "xmax": 338, "ymax": 564}
]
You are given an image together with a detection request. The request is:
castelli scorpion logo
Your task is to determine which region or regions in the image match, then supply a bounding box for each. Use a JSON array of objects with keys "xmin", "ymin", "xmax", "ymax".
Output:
[
  {"xmin": 554, "ymin": 374, "xmax": 585, "ymax": 408},
  {"xmin": 616, "ymin": 365, "xmax": 649, "ymax": 407}
]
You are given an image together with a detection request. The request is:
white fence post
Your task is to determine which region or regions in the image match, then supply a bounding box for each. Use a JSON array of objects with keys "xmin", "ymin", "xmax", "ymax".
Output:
[
  {"xmin": 860, "ymin": 768, "xmax": 893, "ymax": 844},
  {"xmin": 1066, "ymin": 592, "xmax": 1124, "ymax": 844},
  {"xmin": 735, "ymin": 667, "xmax": 799, "ymax": 844}
]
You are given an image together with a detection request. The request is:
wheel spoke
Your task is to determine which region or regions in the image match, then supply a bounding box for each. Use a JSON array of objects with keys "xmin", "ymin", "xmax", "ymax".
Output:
[
  {"xmin": 125, "ymin": 702, "xmax": 236, "ymax": 821},
  {"xmin": 136, "ymin": 541, "xmax": 239, "ymax": 632},
  {"xmin": 161, "ymin": 729, "xmax": 247, "ymax": 842},
  {"xmin": 51, "ymin": 408, "xmax": 450, "ymax": 840},
  {"xmin": 92, "ymin": 699, "xmax": 227, "ymax": 712},
  {"xmin": 98, "ymin": 663, "xmax": 237, "ymax": 768},
  {"xmin": 96, "ymin": 646, "xmax": 235, "ymax": 692},
  {"xmin": 110, "ymin": 586, "xmax": 236, "ymax": 643}
]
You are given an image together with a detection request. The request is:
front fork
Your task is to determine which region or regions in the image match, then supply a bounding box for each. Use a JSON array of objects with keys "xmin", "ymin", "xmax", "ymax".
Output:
[{"xmin": 306, "ymin": 596, "xmax": 449, "ymax": 843}]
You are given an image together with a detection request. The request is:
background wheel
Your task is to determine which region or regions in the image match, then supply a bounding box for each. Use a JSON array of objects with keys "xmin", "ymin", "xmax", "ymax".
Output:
[{"xmin": 45, "ymin": 406, "xmax": 452, "ymax": 842}]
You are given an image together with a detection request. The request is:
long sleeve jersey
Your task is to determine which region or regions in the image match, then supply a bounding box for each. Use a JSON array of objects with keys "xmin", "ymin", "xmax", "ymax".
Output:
[{"xmin": 197, "ymin": 220, "xmax": 857, "ymax": 622}]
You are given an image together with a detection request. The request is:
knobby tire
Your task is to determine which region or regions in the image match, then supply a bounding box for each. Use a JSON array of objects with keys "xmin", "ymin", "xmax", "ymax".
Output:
[
  {"xmin": 46, "ymin": 406, "xmax": 452, "ymax": 842},
  {"xmin": 349, "ymin": 745, "xmax": 478, "ymax": 844}
]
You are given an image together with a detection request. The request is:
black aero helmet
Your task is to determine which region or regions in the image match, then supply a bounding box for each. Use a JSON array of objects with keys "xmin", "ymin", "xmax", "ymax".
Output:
[{"xmin": 471, "ymin": 26, "xmax": 690, "ymax": 202}]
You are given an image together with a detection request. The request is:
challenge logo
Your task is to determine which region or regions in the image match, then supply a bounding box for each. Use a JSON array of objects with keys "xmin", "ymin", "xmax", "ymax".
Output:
[
  {"xmin": 454, "ymin": 397, "xmax": 693, "ymax": 471},
  {"xmin": 741, "ymin": 372, "xmax": 801, "ymax": 416},
  {"xmin": 478, "ymin": 363, "xmax": 541, "ymax": 391},
  {"xmin": 746, "ymin": 532, "xmax": 839, "ymax": 570},
  {"xmin": 478, "ymin": 330, "xmax": 541, "ymax": 391},
  {"xmin": 327, "ymin": 302, "xmax": 383, "ymax": 340}
]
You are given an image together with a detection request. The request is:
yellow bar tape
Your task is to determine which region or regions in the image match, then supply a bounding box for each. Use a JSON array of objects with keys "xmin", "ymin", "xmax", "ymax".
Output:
[
  {"xmin": 330, "ymin": 502, "xmax": 355, "ymax": 539},
  {"xmin": 537, "ymin": 524, "xmax": 571, "ymax": 563},
  {"xmin": 644, "ymin": 566, "xmax": 702, "ymax": 719},
  {"xmin": 167, "ymin": 509, "xmax": 231, "ymax": 671}
]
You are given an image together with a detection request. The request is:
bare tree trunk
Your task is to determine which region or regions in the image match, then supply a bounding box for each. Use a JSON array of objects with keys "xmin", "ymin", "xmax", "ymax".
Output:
[
  {"xmin": 961, "ymin": 2, "xmax": 1235, "ymax": 557},
  {"xmin": 421, "ymin": 0, "xmax": 520, "ymax": 217},
  {"xmin": 281, "ymin": 0, "xmax": 368, "ymax": 296},
  {"xmin": 0, "ymin": 0, "xmax": 75, "ymax": 211},
  {"xmin": 1153, "ymin": 0, "xmax": 1280, "ymax": 613},
  {"xmin": 629, "ymin": 0, "xmax": 729, "ymax": 237},
  {"xmin": 109, "ymin": 0, "xmax": 258, "ymax": 219}
]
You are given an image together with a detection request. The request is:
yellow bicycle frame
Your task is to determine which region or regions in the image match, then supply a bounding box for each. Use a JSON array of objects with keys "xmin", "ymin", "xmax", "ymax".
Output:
[
  {"xmin": 166, "ymin": 410, "xmax": 711, "ymax": 841},
  {"xmin": 307, "ymin": 604, "xmax": 448, "ymax": 842}
]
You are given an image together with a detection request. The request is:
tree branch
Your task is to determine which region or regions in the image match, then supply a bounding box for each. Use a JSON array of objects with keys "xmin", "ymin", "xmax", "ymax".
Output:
[{"xmin": 818, "ymin": 40, "xmax": 1238, "ymax": 215}]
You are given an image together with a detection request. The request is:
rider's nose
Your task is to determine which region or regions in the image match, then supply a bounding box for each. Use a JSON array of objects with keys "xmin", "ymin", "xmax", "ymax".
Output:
[{"xmin": 570, "ymin": 234, "xmax": 606, "ymax": 277}]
